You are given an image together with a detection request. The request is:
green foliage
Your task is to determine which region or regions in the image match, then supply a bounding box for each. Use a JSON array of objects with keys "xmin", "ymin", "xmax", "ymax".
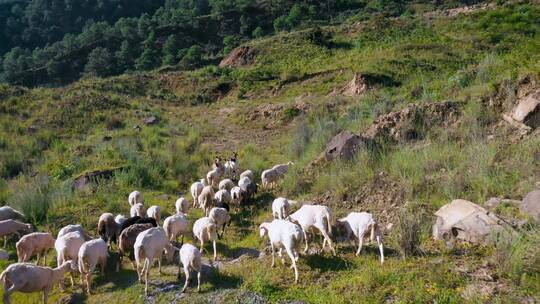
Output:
[
  {"xmin": 182, "ymin": 45, "xmax": 203, "ymax": 67},
  {"xmin": 135, "ymin": 32, "xmax": 159, "ymax": 70},
  {"xmin": 223, "ymin": 35, "xmax": 240, "ymax": 55},
  {"xmin": 84, "ymin": 47, "xmax": 115, "ymax": 77},
  {"xmin": 252, "ymin": 27, "xmax": 264, "ymax": 38},
  {"xmin": 162, "ymin": 35, "xmax": 179, "ymax": 66}
]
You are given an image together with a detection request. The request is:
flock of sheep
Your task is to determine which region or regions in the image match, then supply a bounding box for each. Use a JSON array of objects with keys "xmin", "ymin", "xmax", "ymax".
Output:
[{"xmin": 0, "ymin": 154, "xmax": 384, "ymax": 303}]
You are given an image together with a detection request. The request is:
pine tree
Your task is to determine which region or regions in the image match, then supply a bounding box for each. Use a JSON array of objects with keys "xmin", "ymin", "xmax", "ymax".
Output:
[
  {"xmin": 162, "ymin": 35, "xmax": 178, "ymax": 66},
  {"xmin": 135, "ymin": 31, "xmax": 159, "ymax": 70},
  {"xmin": 84, "ymin": 47, "xmax": 113, "ymax": 77}
]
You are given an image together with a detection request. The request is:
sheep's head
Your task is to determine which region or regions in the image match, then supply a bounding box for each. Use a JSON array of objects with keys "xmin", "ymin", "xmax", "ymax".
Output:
[
  {"xmin": 334, "ymin": 220, "xmax": 350, "ymax": 241},
  {"xmin": 258, "ymin": 223, "xmax": 269, "ymax": 238}
]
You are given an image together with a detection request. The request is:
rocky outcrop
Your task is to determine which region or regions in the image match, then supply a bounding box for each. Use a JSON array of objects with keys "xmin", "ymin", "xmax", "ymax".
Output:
[
  {"xmin": 520, "ymin": 189, "xmax": 540, "ymax": 221},
  {"xmin": 73, "ymin": 167, "xmax": 124, "ymax": 192},
  {"xmin": 363, "ymin": 101, "xmax": 461, "ymax": 143},
  {"xmin": 324, "ymin": 130, "xmax": 374, "ymax": 161},
  {"xmin": 219, "ymin": 46, "xmax": 256, "ymax": 68},
  {"xmin": 433, "ymin": 199, "xmax": 514, "ymax": 245},
  {"xmin": 330, "ymin": 72, "xmax": 398, "ymax": 97}
]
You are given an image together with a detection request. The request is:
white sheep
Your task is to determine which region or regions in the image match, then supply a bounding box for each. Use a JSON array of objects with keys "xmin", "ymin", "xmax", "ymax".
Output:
[
  {"xmin": 230, "ymin": 186, "xmax": 242, "ymax": 207},
  {"xmin": 115, "ymin": 214, "xmax": 127, "ymax": 226},
  {"xmin": 198, "ymin": 186, "xmax": 215, "ymax": 216},
  {"xmin": 259, "ymin": 220, "xmax": 304, "ymax": 283},
  {"xmin": 128, "ymin": 190, "xmax": 144, "ymax": 206},
  {"xmin": 336, "ymin": 212, "xmax": 384, "ymax": 263},
  {"xmin": 78, "ymin": 238, "xmax": 108, "ymax": 294},
  {"xmin": 178, "ymin": 243, "xmax": 202, "ymax": 293},
  {"xmin": 272, "ymin": 197, "xmax": 290, "ymax": 220},
  {"xmin": 289, "ymin": 204, "xmax": 336, "ymax": 256},
  {"xmin": 163, "ymin": 214, "xmax": 189, "ymax": 243},
  {"xmin": 16, "ymin": 232, "xmax": 55, "ymax": 265},
  {"xmin": 146, "ymin": 205, "xmax": 161, "ymax": 224},
  {"xmin": 130, "ymin": 203, "xmax": 146, "ymax": 217},
  {"xmin": 208, "ymin": 207, "xmax": 231, "ymax": 239},
  {"xmin": 239, "ymin": 170, "xmax": 254, "ymax": 182},
  {"xmin": 206, "ymin": 168, "xmax": 222, "ymax": 188},
  {"xmin": 0, "ymin": 219, "xmax": 33, "ymax": 248},
  {"xmin": 0, "ymin": 206, "xmax": 25, "ymax": 221},
  {"xmin": 0, "ymin": 261, "xmax": 73, "ymax": 304},
  {"xmin": 214, "ymin": 189, "xmax": 231, "ymax": 206},
  {"xmin": 55, "ymin": 231, "xmax": 85, "ymax": 286},
  {"xmin": 97, "ymin": 212, "xmax": 119, "ymax": 246},
  {"xmin": 134, "ymin": 227, "xmax": 176, "ymax": 296},
  {"xmin": 57, "ymin": 224, "xmax": 90, "ymax": 240},
  {"xmin": 261, "ymin": 168, "xmax": 281, "ymax": 189},
  {"xmin": 175, "ymin": 197, "xmax": 190, "ymax": 215},
  {"xmin": 218, "ymin": 179, "xmax": 235, "ymax": 191},
  {"xmin": 238, "ymin": 176, "xmax": 251, "ymax": 190},
  {"xmin": 190, "ymin": 180, "xmax": 205, "ymax": 208},
  {"xmin": 192, "ymin": 217, "xmax": 218, "ymax": 261}
]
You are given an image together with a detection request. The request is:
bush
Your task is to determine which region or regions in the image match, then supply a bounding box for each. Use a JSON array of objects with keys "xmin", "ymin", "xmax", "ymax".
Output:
[
  {"xmin": 393, "ymin": 202, "xmax": 428, "ymax": 257},
  {"xmin": 10, "ymin": 175, "xmax": 53, "ymax": 224},
  {"xmin": 493, "ymin": 228, "xmax": 540, "ymax": 284},
  {"xmin": 106, "ymin": 116, "xmax": 125, "ymax": 130}
]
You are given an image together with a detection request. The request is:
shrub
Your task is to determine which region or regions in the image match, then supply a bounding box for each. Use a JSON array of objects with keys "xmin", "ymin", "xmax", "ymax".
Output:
[
  {"xmin": 106, "ymin": 116, "xmax": 125, "ymax": 130},
  {"xmin": 393, "ymin": 202, "xmax": 428, "ymax": 257},
  {"xmin": 493, "ymin": 228, "xmax": 540, "ymax": 284},
  {"xmin": 10, "ymin": 175, "xmax": 53, "ymax": 224}
]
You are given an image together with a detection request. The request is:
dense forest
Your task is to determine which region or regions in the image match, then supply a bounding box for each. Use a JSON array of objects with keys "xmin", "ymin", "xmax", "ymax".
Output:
[{"xmin": 0, "ymin": 0, "xmax": 482, "ymax": 86}]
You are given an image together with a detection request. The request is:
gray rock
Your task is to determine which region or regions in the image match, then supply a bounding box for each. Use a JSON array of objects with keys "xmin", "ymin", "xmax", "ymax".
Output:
[
  {"xmin": 145, "ymin": 116, "xmax": 159, "ymax": 125},
  {"xmin": 521, "ymin": 189, "xmax": 540, "ymax": 221}
]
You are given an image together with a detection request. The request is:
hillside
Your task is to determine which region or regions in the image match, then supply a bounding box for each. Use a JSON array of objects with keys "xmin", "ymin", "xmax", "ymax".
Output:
[{"xmin": 0, "ymin": 1, "xmax": 539, "ymax": 303}]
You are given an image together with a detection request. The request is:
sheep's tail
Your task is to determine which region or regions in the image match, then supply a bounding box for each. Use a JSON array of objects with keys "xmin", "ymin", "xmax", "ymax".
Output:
[{"xmin": 324, "ymin": 207, "xmax": 333, "ymax": 235}]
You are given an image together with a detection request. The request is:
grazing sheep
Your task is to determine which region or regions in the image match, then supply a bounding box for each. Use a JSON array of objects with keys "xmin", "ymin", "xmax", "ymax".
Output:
[
  {"xmin": 130, "ymin": 203, "xmax": 146, "ymax": 217},
  {"xmin": 216, "ymin": 202, "xmax": 230, "ymax": 212},
  {"xmin": 0, "ymin": 261, "xmax": 73, "ymax": 304},
  {"xmin": 272, "ymin": 197, "xmax": 290, "ymax": 220},
  {"xmin": 261, "ymin": 168, "xmax": 281, "ymax": 189},
  {"xmin": 97, "ymin": 213, "xmax": 119, "ymax": 246},
  {"xmin": 146, "ymin": 205, "xmax": 161, "ymax": 224},
  {"xmin": 0, "ymin": 206, "xmax": 25, "ymax": 221},
  {"xmin": 336, "ymin": 212, "xmax": 384, "ymax": 263},
  {"xmin": 57, "ymin": 224, "xmax": 91, "ymax": 240},
  {"xmin": 190, "ymin": 180, "xmax": 205, "ymax": 208},
  {"xmin": 231, "ymin": 186, "xmax": 242, "ymax": 206},
  {"xmin": 163, "ymin": 214, "xmax": 189, "ymax": 243},
  {"xmin": 238, "ymin": 176, "xmax": 251, "ymax": 190},
  {"xmin": 175, "ymin": 197, "xmax": 190, "ymax": 215},
  {"xmin": 208, "ymin": 207, "xmax": 231, "ymax": 239},
  {"xmin": 16, "ymin": 232, "xmax": 55, "ymax": 265},
  {"xmin": 289, "ymin": 204, "xmax": 336, "ymax": 256},
  {"xmin": 214, "ymin": 189, "xmax": 231, "ymax": 206},
  {"xmin": 192, "ymin": 217, "xmax": 218, "ymax": 261},
  {"xmin": 218, "ymin": 179, "xmax": 235, "ymax": 191},
  {"xmin": 259, "ymin": 220, "xmax": 304, "ymax": 283},
  {"xmin": 118, "ymin": 216, "xmax": 157, "ymax": 235},
  {"xmin": 239, "ymin": 170, "xmax": 254, "ymax": 182},
  {"xmin": 239, "ymin": 177, "xmax": 257, "ymax": 205},
  {"xmin": 115, "ymin": 214, "xmax": 127, "ymax": 226},
  {"xmin": 207, "ymin": 167, "xmax": 223, "ymax": 189},
  {"xmin": 0, "ymin": 219, "xmax": 33, "ymax": 248},
  {"xmin": 117, "ymin": 223, "xmax": 153, "ymax": 272},
  {"xmin": 134, "ymin": 227, "xmax": 177, "ymax": 297},
  {"xmin": 198, "ymin": 186, "xmax": 215, "ymax": 216},
  {"xmin": 128, "ymin": 190, "xmax": 144, "ymax": 206},
  {"xmin": 78, "ymin": 238, "xmax": 108, "ymax": 294},
  {"xmin": 177, "ymin": 243, "xmax": 202, "ymax": 293},
  {"xmin": 55, "ymin": 231, "xmax": 85, "ymax": 286},
  {"xmin": 272, "ymin": 161, "xmax": 294, "ymax": 175}
]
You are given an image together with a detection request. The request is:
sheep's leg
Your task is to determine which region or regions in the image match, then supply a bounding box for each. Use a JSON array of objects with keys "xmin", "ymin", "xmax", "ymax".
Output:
[
  {"xmin": 3, "ymin": 236, "xmax": 6, "ymax": 248},
  {"xmin": 356, "ymin": 234, "xmax": 364, "ymax": 256},
  {"xmin": 270, "ymin": 243, "xmax": 276, "ymax": 267},
  {"xmin": 158, "ymin": 255, "xmax": 163, "ymax": 275},
  {"xmin": 285, "ymin": 247, "xmax": 299, "ymax": 284},
  {"xmin": 199, "ymin": 239, "xmax": 204, "ymax": 253},
  {"xmin": 43, "ymin": 290, "xmax": 49, "ymax": 304},
  {"xmin": 212, "ymin": 240, "xmax": 217, "ymax": 261},
  {"xmin": 69, "ymin": 272, "xmax": 75, "ymax": 287},
  {"xmin": 197, "ymin": 270, "xmax": 201, "ymax": 292},
  {"xmin": 278, "ymin": 247, "xmax": 285, "ymax": 265},
  {"xmin": 376, "ymin": 235, "xmax": 384, "ymax": 264},
  {"xmin": 302, "ymin": 230, "xmax": 309, "ymax": 254},
  {"xmin": 181, "ymin": 266, "xmax": 190, "ymax": 293},
  {"xmin": 86, "ymin": 273, "xmax": 91, "ymax": 294},
  {"xmin": 318, "ymin": 225, "xmax": 336, "ymax": 256},
  {"xmin": 144, "ymin": 259, "xmax": 150, "ymax": 296},
  {"xmin": 4, "ymin": 283, "xmax": 18, "ymax": 304},
  {"xmin": 221, "ymin": 223, "xmax": 226, "ymax": 239}
]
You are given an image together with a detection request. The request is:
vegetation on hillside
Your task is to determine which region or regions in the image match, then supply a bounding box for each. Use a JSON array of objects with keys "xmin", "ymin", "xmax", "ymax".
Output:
[{"xmin": 0, "ymin": 0, "xmax": 539, "ymax": 303}]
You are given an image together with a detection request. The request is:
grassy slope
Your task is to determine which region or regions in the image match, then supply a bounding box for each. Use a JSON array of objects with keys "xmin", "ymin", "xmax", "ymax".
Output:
[{"xmin": 0, "ymin": 2, "xmax": 539, "ymax": 303}]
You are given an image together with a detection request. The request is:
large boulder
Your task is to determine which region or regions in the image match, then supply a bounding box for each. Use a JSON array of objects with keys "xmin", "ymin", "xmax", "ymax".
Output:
[
  {"xmin": 511, "ymin": 89, "xmax": 540, "ymax": 129},
  {"xmin": 432, "ymin": 199, "xmax": 514, "ymax": 245},
  {"xmin": 324, "ymin": 130, "xmax": 373, "ymax": 161},
  {"xmin": 520, "ymin": 189, "xmax": 540, "ymax": 221},
  {"xmin": 219, "ymin": 46, "xmax": 256, "ymax": 68}
]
